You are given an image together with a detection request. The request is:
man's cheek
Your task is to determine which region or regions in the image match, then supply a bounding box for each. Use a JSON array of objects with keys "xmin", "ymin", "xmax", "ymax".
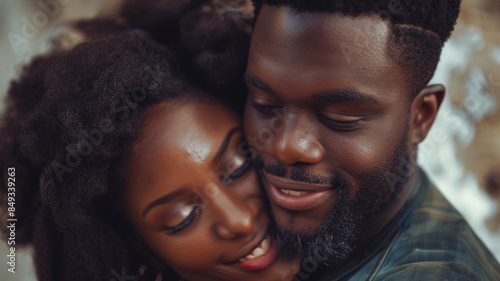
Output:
[
  {"xmin": 247, "ymin": 124, "xmax": 275, "ymax": 155},
  {"xmin": 244, "ymin": 115, "xmax": 272, "ymax": 153},
  {"xmin": 342, "ymin": 133, "xmax": 398, "ymax": 170}
]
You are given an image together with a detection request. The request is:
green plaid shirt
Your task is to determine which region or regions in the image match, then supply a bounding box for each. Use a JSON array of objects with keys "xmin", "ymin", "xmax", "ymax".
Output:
[{"xmin": 319, "ymin": 168, "xmax": 500, "ymax": 281}]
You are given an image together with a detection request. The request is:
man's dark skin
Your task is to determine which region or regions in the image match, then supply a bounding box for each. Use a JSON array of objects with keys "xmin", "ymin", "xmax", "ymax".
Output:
[{"xmin": 243, "ymin": 5, "xmax": 445, "ymax": 275}]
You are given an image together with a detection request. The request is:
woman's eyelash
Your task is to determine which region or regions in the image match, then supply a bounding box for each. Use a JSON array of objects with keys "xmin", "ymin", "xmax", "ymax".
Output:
[
  {"xmin": 163, "ymin": 206, "xmax": 200, "ymax": 235},
  {"xmin": 228, "ymin": 152, "xmax": 253, "ymax": 181}
]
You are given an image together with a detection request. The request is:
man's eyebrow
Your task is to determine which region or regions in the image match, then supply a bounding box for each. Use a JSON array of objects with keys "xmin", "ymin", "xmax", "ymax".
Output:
[
  {"xmin": 245, "ymin": 72, "xmax": 271, "ymax": 91},
  {"xmin": 313, "ymin": 89, "xmax": 379, "ymax": 104},
  {"xmin": 244, "ymin": 72, "xmax": 378, "ymax": 104},
  {"xmin": 142, "ymin": 189, "xmax": 186, "ymax": 218},
  {"xmin": 212, "ymin": 127, "xmax": 242, "ymax": 165}
]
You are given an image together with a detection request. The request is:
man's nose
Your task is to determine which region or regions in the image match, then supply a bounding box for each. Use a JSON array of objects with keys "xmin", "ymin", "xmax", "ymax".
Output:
[
  {"xmin": 267, "ymin": 113, "xmax": 324, "ymax": 166},
  {"xmin": 213, "ymin": 190, "xmax": 256, "ymax": 240}
]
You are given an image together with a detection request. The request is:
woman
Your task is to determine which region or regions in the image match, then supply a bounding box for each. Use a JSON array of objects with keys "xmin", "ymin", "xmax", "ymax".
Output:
[{"xmin": 0, "ymin": 2, "xmax": 299, "ymax": 281}]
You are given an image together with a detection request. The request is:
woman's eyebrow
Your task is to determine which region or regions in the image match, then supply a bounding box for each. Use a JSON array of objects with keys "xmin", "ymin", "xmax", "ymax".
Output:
[
  {"xmin": 142, "ymin": 188, "xmax": 187, "ymax": 218},
  {"xmin": 212, "ymin": 127, "xmax": 242, "ymax": 165}
]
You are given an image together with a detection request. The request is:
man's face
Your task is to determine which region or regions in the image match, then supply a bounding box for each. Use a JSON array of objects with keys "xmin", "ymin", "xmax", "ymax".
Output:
[{"xmin": 244, "ymin": 6, "xmax": 415, "ymax": 260}]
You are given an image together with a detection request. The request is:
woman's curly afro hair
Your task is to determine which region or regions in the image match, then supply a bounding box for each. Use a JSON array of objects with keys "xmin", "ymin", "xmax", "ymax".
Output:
[{"xmin": 0, "ymin": 1, "xmax": 251, "ymax": 280}]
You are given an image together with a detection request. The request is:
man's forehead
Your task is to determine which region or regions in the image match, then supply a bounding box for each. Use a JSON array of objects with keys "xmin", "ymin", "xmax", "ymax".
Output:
[
  {"xmin": 248, "ymin": 5, "xmax": 404, "ymax": 96},
  {"xmin": 253, "ymin": 5, "xmax": 391, "ymax": 51}
]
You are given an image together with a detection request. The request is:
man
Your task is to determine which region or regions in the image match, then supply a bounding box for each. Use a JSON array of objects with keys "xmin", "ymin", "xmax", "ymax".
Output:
[{"xmin": 243, "ymin": 0, "xmax": 500, "ymax": 280}]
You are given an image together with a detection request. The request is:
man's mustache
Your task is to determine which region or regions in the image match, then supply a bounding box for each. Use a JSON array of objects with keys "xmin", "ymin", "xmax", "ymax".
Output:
[{"xmin": 261, "ymin": 161, "xmax": 337, "ymax": 186}]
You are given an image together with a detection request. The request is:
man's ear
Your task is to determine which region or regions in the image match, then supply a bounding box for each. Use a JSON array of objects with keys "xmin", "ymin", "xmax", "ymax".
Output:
[{"xmin": 409, "ymin": 84, "xmax": 445, "ymax": 145}]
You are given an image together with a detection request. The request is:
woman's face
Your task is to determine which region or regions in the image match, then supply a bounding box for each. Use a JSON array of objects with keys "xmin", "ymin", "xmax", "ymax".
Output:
[{"xmin": 123, "ymin": 100, "xmax": 297, "ymax": 281}]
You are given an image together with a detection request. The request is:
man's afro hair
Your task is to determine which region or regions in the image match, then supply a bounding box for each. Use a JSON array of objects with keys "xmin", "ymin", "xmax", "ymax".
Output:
[
  {"xmin": 251, "ymin": 0, "xmax": 461, "ymax": 95},
  {"xmin": 252, "ymin": 0, "xmax": 460, "ymax": 43}
]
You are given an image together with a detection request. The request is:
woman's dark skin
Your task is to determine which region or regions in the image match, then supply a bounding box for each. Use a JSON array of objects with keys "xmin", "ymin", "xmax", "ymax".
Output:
[
  {"xmin": 0, "ymin": 2, "xmax": 304, "ymax": 280},
  {"xmin": 123, "ymin": 99, "xmax": 299, "ymax": 281},
  {"xmin": 0, "ymin": 29, "xmax": 300, "ymax": 281}
]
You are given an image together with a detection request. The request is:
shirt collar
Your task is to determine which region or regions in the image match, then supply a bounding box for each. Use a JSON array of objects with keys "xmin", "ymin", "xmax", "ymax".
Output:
[{"xmin": 317, "ymin": 167, "xmax": 431, "ymax": 281}]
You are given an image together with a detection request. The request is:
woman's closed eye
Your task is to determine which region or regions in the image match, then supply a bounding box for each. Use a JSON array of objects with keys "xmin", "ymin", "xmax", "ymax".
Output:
[
  {"xmin": 224, "ymin": 150, "xmax": 253, "ymax": 184},
  {"xmin": 162, "ymin": 205, "xmax": 200, "ymax": 235}
]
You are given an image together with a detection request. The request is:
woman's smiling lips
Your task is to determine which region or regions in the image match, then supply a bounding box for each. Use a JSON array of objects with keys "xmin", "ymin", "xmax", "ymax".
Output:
[
  {"xmin": 229, "ymin": 235, "xmax": 279, "ymax": 271},
  {"xmin": 263, "ymin": 171, "xmax": 334, "ymax": 211}
]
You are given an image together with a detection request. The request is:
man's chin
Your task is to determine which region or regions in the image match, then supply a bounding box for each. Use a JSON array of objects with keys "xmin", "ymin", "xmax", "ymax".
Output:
[
  {"xmin": 272, "ymin": 218, "xmax": 359, "ymax": 266},
  {"xmin": 274, "ymin": 218, "xmax": 324, "ymax": 236},
  {"xmin": 270, "ymin": 206, "xmax": 328, "ymax": 235},
  {"xmin": 269, "ymin": 197, "xmax": 361, "ymax": 264}
]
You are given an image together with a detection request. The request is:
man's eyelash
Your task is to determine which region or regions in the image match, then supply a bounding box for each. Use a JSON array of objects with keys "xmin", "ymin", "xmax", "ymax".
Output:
[
  {"xmin": 251, "ymin": 101, "xmax": 281, "ymax": 112},
  {"xmin": 317, "ymin": 114, "xmax": 362, "ymax": 130}
]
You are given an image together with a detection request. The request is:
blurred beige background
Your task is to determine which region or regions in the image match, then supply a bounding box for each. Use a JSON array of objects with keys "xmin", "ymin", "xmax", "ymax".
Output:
[{"xmin": 0, "ymin": 0, "xmax": 499, "ymax": 280}]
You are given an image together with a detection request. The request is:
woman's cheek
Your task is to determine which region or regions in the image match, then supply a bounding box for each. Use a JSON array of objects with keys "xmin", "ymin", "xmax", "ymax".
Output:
[{"xmin": 156, "ymin": 229, "xmax": 219, "ymax": 267}]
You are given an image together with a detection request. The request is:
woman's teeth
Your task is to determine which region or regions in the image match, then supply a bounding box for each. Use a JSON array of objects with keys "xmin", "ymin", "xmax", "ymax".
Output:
[
  {"xmin": 280, "ymin": 189, "xmax": 310, "ymax": 196},
  {"xmin": 239, "ymin": 237, "xmax": 270, "ymax": 263}
]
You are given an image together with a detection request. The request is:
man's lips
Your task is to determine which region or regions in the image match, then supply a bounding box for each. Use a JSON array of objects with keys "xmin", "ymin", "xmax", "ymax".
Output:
[{"xmin": 263, "ymin": 171, "xmax": 334, "ymax": 211}]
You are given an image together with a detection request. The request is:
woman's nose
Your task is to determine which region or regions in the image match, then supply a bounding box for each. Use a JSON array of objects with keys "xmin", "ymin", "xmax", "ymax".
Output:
[{"xmin": 212, "ymin": 189, "xmax": 256, "ymax": 240}]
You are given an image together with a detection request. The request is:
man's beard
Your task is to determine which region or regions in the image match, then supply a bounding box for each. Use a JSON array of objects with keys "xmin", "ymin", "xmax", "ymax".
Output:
[{"xmin": 262, "ymin": 125, "xmax": 414, "ymax": 266}]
